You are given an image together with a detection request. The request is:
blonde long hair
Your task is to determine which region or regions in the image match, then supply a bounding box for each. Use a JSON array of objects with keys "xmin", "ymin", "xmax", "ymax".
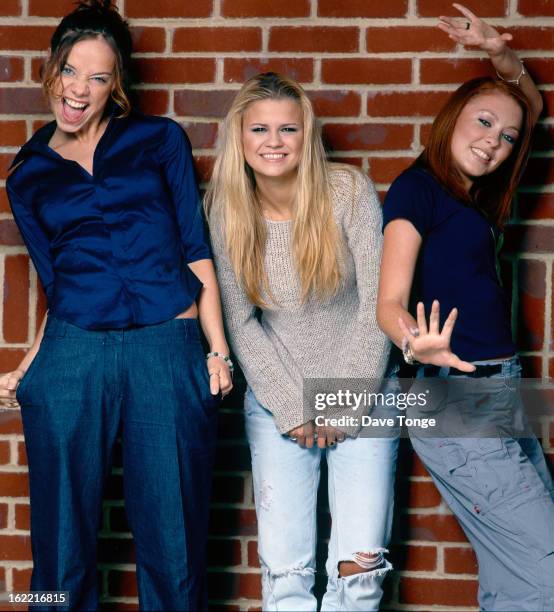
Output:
[{"xmin": 205, "ymin": 72, "xmax": 341, "ymax": 307}]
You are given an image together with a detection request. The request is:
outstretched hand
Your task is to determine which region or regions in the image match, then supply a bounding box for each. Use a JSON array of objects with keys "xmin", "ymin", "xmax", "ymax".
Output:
[
  {"xmin": 438, "ymin": 3, "xmax": 512, "ymax": 56},
  {"xmin": 399, "ymin": 300, "xmax": 476, "ymax": 372}
]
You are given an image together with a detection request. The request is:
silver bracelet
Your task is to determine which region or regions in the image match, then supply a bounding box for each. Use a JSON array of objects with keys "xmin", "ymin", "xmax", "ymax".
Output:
[
  {"xmin": 496, "ymin": 60, "xmax": 526, "ymax": 86},
  {"xmin": 206, "ymin": 351, "xmax": 234, "ymax": 372}
]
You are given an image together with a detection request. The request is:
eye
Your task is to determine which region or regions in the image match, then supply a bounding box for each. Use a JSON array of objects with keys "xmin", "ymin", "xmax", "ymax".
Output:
[
  {"xmin": 92, "ymin": 76, "xmax": 108, "ymax": 83},
  {"xmin": 478, "ymin": 118, "xmax": 492, "ymax": 128},
  {"xmin": 251, "ymin": 127, "xmax": 267, "ymax": 133},
  {"xmin": 281, "ymin": 126, "xmax": 298, "ymax": 133},
  {"xmin": 61, "ymin": 66, "xmax": 74, "ymax": 76},
  {"xmin": 502, "ymin": 133, "xmax": 516, "ymax": 145}
]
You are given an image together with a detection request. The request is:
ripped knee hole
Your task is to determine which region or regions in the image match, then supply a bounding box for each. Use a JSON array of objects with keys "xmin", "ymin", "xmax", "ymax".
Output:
[{"xmin": 338, "ymin": 552, "xmax": 385, "ymax": 577}]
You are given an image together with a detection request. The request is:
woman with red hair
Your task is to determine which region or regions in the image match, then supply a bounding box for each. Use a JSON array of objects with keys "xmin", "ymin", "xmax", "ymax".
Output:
[{"xmin": 377, "ymin": 4, "xmax": 554, "ymax": 610}]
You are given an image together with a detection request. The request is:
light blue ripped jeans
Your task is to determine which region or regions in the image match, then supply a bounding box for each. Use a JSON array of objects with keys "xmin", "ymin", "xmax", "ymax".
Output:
[{"xmin": 244, "ymin": 381, "xmax": 399, "ymax": 611}]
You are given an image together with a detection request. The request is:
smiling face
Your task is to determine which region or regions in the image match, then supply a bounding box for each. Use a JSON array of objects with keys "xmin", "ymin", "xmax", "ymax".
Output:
[
  {"xmin": 241, "ymin": 98, "xmax": 304, "ymax": 182},
  {"xmin": 450, "ymin": 91, "xmax": 523, "ymax": 190},
  {"xmin": 50, "ymin": 36, "xmax": 116, "ymax": 134}
]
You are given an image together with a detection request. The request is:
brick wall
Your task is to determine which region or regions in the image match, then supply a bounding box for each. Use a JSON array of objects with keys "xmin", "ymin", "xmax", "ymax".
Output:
[{"xmin": 0, "ymin": 0, "xmax": 552, "ymax": 610}]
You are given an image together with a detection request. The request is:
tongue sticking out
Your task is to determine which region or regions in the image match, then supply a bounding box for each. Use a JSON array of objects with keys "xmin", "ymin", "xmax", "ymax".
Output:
[{"xmin": 63, "ymin": 100, "xmax": 86, "ymax": 123}]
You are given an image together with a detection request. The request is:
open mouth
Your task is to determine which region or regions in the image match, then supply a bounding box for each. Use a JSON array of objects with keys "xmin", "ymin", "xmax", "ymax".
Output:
[{"xmin": 62, "ymin": 97, "xmax": 89, "ymax": 123}]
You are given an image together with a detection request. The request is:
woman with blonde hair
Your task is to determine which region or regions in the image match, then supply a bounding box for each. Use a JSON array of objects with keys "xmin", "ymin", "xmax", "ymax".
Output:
[{"xmin": 206, "ymin": 72, "xmax": 398, "ymax": 611}]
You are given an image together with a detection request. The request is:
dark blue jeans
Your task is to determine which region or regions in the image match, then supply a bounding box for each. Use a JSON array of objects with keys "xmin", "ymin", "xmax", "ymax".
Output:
[{"xmin": 16, "ymin": 316, "xmax": 219, "ymax": 611}]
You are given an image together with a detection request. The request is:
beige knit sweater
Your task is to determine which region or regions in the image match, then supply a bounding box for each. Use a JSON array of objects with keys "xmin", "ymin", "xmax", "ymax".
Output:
[{"xmin": 211, "ymin": 165, "xmax": 390, "ymax": 434}]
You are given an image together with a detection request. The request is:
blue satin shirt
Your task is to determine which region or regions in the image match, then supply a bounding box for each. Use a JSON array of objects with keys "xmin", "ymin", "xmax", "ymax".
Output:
[{"xmin": 7, "ymin": 111, "xmax": 210, "ymax": 330}]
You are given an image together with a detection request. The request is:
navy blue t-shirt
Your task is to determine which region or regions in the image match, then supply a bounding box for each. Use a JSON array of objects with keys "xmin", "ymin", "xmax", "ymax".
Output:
[{"xmin": 383, "ymin": 166, "xmax": 515, "ymax": 362}]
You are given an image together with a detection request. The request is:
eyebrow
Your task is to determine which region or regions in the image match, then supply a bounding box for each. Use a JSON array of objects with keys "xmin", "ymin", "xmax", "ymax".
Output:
[{"xmin": 248, "ymin": 122, "xmax": 301, "ymax": 127}]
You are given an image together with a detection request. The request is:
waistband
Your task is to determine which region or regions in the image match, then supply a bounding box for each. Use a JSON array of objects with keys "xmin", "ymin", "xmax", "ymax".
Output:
[
  {"xmin": 43, "ymin": 315, "xmax": 202, "ymax": 344},
  {"xmin": 419, "ymin": 356, "xmax": 520, "ymax": 379}
]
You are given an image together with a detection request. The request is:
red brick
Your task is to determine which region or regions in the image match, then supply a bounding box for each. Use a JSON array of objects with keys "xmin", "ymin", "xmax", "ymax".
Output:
[
  {"xmin": 444, "ymin": 546, "xmax": 478, "ymax": 574},
  {"xmin": 519, "ymin": 0, "xmax": 554, "ymax": 15},
  {"xmin": 98, "ymin": 537, "xmax": 136, "ymax": 564},
  {"xmin": 550, "ymin": 419, "xmax": 554, "ymax": 445},
  {"xmin": 0, "ymin": 121, "xmax": 26, "ymax": 146},
  {"xmin": 518, "ymin": 194, "xmax": 554, "ymax": 221},
  {"xmin": 417, "ymin": 0, "xmax": 505, "ymax": 17},
  {"xmin": 522, "ymin": 59, "xmax": 554, "ymax": 85},
  {"xmin": 136, "ymin": 58, "xmax": 215, "ymax": 85},
  {"xmin": 0, "ymin": 220, "xmax": 25, "ymax": 246},
  {"xmin": 181, "ymin": 122, "xmax": 219, "ymax": 149},
  {"xmin": 0, "ymin": 57, "xmax": 24, "ymax": 83},
  {"xmin": 0, "ymin": 154, "xmax": 14, "ymax": 181},
  {"xmin": 0, "ymin": 190, "xmax": 11, "ymax": 214},
  {"xmin": 12, "ymin": 568, "xmax": 31, "ymax": 592},
  {"xmin": 130, "ymin": 27, "xmax": 166, "ymax": 54},
  {"xmin": 208, "ymin": 571, "xmax": 262, "ymax": 600},
  {"xmin": 0, "ymin": 348, "xmax": 27, "ymax": 376},
  {"xmin": 207, "ymin": 538, "xmax": 242, "ymax": 566},
  {"xmin": 175, "ymin": 90, "xmax": 235, "ymax": 119},
  {"xmin": 390, "ymin": 544, "xmax": 438, "ymax": 572},
  {"xmin": 28, "ymin": 0, "xmax": 73, "ymax": 16},
  {"xmin": 135, "ymin": 89, "xmax": 169, "ymax": 115},
  {"xmin": 211, "ymin": 475, "xmax": 245, "ymax": 504},
  {"xmin": 0, "ymin": 503, "xmax": 7, "ymax": 530},
  {"xmin": 366, "ymin": 27, "xmax": 454, "ymax": 52},
  {"xmin": 194, "ymin": 156, "xmax": 215, "ymax": 184},
  {"xmin": 400, "ymin": 576, "xmax": 478, "ymax": 605},
  {"xmin": 0, "ymin": 88, "xmax": 49, "ymax": 114},
  {"xmin": 367, "ymin": 91, "xmax": 450, "ymax": 117},
  {"xmin": 520, "ymin": 157, "xmax": 554, "ymax": 187},
  {"xmin": 516, "ymin": 259, "xmax": 545, "ymax": 351},
  {"xmin": 370, "ymin": 157, "xmax": 414, "ymax": 184},
  {"xmin": 420, "ymin": 58, "xmax": 493, "ymax": 84},
  {"xmin": 210, "ymin": 508, "xmax": 258, "ymax": 536},
  {"xmin": 543, "ymin": 91, "xmax": 554, "ymax": 119},
  {"xmin": 307, "ymin": 90, "xmax": 361, "ymax": 117},
  {"xmin": 505, "ymin": 225, "xmax": 554, "ymax": 254},
  {"xmin": 534, "ymin": 124, "xmax": 554, "ymax": 152},
  {"xmin": 0, "ymin": 441, "xmax": 10, "ymax": 465},
  {"xmin": 402, "ymin": 479, "xmax": 442, "ymax": 508},
  {"xmin": 247, "ymin": 540, "xmax": 260, "ymax": 567},
  {"xmin": 323, "ymin": 123, "xmax": 413, "ymax": 151},
  {"xmin": 4, "ymin": 255, "xmax": 30, "ymax": 344},
  {"xmin": 520, "ymin": 355, "xmax": 543, "ymax": 378},
  {"xmin": 0, "ymin": 407, "xmax": 24, "ymax": 434},
  {"xmin": 322, "ymin": 59, "xmax": 411, "ymax": 85},
  {"xmin": 318, "ymin": 0, "xmax": 407, "ymax": 17},
  {"xmin": 36, "ymin": 283, "xmax": 48, "ymax": 327},
  {"xmin": 17, "ymin": 441, "xmax": 27, "ymax": 466},
  {"xmin": 0, "ymin": 26, "xmax": 54, "ymax": 51},
  {"xmin": 328, "ymin": 156, "xmax": 364, "ymax": 168},
  {"xmin": 15, "ymin": 503, "xmax": 30, "ymax": 531},
  {"xmin": 125, "ymin": 0, "xmax": 213, "ymax": 17},
  {"xmin": 508, "ymin": 27, "xmax": 554, "ymax": 50},
  {"xmin": 0, "ymin": 0, "xmax": 21, "ymax": 15},
  {"xmin": 0, "ymin": 535, "xmax": 32, "ymax": 560},
  {"xmin": 222, "ymin": 0, "xmax": 309, "ymax": 17},
  {"xmin": 174, "ymin": 27, "xmax": 261, "ymax": 52},
  {"xmin": 402, "ymin": 513, "xmax": 468, "ymax": 542},
  {"xmin": 224, "ymin": 58, "xmax": 314, "ymax": 84},
  {"xmin": 0, "ymin": 472, "xmax": 29, "ymax": 497},
  {"xmin": 107, "ymin": 569, "xmax": 137, "ymax": 597},
  {"xmin": 269, "ymin": 27, "xmax": 359, "ymax": 53}
]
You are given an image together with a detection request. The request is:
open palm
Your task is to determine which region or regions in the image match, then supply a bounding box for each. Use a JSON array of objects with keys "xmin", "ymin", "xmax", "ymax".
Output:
[{"xmin": 399, "ymin": 300, "xmax": 475, "ymax": 372}]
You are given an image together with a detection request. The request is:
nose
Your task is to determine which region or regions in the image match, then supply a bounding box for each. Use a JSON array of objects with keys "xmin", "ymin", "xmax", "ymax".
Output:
[
  {"xmin": 485, "ymin": 131, "xmax": 502, "ymax": 148},
  {"xmin": 266, "ymin": 128, "xmax": 283, "ymax": 148},
  {"xmin": 68, "ymin": 76, "xmax": 90, "ymax": 99}
]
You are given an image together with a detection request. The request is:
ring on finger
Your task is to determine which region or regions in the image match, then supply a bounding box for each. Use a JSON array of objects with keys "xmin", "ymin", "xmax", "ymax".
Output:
[{"xmin": 209, "ymin": 372, "xmax": 220, "ymax": 377}]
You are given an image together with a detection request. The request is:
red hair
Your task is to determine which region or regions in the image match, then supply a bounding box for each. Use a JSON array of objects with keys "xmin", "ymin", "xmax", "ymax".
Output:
[{"xmin": 420, "ymin": 77, "xmax": 534, "ymax": 227}]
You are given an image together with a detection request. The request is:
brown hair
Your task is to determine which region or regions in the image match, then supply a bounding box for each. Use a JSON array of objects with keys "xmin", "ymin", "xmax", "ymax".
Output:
[
  {"xmin": 420, "ymin": 77, "xmax": 534, "ymax": 226},
  {"xmin": 41, "ymin": 0, "xmax": 132, "ymax": 117}
]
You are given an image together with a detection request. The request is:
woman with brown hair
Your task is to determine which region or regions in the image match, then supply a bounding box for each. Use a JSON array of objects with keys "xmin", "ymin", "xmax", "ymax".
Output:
[
  {"xmin": 1, "ymin": 1, "xmax": 232, "ymax": 609},
  {"xmin": 377, "ymin": 5, "xmax": 554, "ymax": 610}
]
